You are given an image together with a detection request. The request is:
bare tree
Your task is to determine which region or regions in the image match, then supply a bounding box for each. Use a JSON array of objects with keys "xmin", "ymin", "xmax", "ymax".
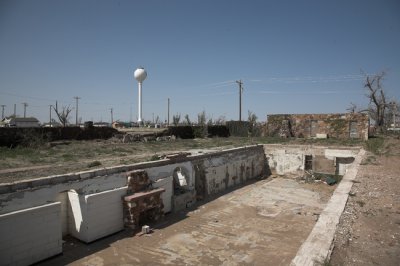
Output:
[
  {"xmin": 197, "ymin": 111, "xmax": 206, "ymax": 126},
  {"xmin": 53, "ymin": 101, "xmax": 72, "ymax": 127},
  {"xmin": 172, "ymin": 113, "xmax": 181, "ymax": 126},
  {"xmin": 184, "ymin": 114, "xmax": 191, "ymax": 125},
  {"xmin": 247, "ymin": 110, "xmax": 258, "ymax": 125},
  {"xmin": 347, "ymin": 102, "xmax": 358, "ymax": 113},
  {"xmin": 215, "ymin": 115, "xmax": 226, "ymax": 125},
  {"xmin": 363, "ymin": 71, "xmax": 393, "ymax": 130}
]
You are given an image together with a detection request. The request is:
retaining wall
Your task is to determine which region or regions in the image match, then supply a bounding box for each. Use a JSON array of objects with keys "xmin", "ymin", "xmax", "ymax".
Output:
[
  {"xmin": 0, "ymin": 145, "xmax": 264, "ymax": 265},
  {"xmin": 264, "ymin": 144, "xmax": 360, "ymax": 175}
]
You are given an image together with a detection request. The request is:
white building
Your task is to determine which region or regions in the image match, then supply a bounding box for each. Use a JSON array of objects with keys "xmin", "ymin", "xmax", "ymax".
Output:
[{"xmin": 2, "ymin": 117, "xmax": 40, "ymax": 128}]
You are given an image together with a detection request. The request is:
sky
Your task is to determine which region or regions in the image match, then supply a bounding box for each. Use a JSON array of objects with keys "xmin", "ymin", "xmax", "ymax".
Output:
[{"xmin": 0, "ymin": 0, "xmax": 399, "ymax": 124}]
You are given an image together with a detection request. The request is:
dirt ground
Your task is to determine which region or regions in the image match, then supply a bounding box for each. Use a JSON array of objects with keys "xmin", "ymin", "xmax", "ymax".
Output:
[
  {"xmin": 2, "ymin": 135, "xmax": 399, "ymax": 265},
  {"xmin": 330, "ymin": 137, "xmax": 400, "ymax": 265},
  {"xmin": 39, "ymin": 178, "xmax": 335, "ymax": 266}
]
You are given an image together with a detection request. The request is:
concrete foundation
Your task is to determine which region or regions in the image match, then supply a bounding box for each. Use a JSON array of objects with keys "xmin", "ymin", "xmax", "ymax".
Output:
[{"xmin": 0, "ymin": 144, "xmax": 363, "ymax": 265}]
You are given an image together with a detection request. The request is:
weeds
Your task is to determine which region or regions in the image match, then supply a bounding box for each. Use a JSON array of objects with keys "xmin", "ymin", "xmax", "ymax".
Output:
[
  {"xmin": 314, "ymin": 258, "xmax": 332, "ymax": 266},
  {"xmin": 149, "ymin": 154, "xmax": 160, "ymax": 161},
  {"xmin": 361, "ymin": 155, "xmax": 377, "ymax": 165},
  {"xmin": 365, "ymin": 137, "xmax": 384, "ymax": 155},
  {"xmin": 87, "ymin": 161, "xmax": 102, "ymax": 168},
  {"xmin": 62, "ymin": 154, "xmax": 75, "ymax": 161}
]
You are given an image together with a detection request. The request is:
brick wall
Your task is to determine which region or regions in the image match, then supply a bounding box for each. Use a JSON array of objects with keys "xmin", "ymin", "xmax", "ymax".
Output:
[{"xmin": 266, "ymin": 113, "xmax": 369, "ymax": 140}]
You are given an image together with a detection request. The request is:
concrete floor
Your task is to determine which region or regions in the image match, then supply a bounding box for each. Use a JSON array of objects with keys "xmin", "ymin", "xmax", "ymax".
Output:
[{"xmin": 39, "ymin": 178, "xmax": 333, "ymax": 266}]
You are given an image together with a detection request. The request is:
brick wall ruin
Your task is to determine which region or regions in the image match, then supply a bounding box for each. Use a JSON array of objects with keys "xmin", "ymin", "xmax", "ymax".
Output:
[
  {"xmin": 123, "ymin": 170, "xmax": 165, "ymax": 230},
  {"xmin": 265, "ymin": 113, "xmax": 369, "ymax": 140}
]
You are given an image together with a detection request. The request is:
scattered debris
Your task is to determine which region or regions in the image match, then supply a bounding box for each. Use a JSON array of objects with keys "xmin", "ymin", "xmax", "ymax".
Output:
[
  {"xmin": 325, "ymin": 176, "xmax": 337, "ymax": 186},
  {"xmin": 142, "ymin": 225, "xmax": 151, "ymax": 234}
]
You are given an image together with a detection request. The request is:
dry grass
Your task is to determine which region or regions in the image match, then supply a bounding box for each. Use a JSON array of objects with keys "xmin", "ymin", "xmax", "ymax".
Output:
[{"xmin": 0, "ymin": 136, "xmax": 366, "ymax": 183}]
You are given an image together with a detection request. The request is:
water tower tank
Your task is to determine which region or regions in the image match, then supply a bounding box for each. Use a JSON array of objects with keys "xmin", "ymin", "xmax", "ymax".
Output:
[{"xmin": 134, "ymin": 68, "xmax": 147, "ymax": 83}]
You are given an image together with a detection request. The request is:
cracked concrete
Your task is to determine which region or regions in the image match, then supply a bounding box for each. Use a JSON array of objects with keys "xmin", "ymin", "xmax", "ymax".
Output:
[{"xmin": 39, "ymin": 177, "xmax": 335, "ymax": 266}]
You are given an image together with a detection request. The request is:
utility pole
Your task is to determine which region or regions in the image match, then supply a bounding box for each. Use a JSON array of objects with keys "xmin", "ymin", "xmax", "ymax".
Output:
[
  {"xmin": 167, "ymin": 98, "xmax": 170, "ymax": 126},
  {"xmin": 1, "ymin": 105, "xmax": 5, "ymax": 120},
  {"xmin": 73, "ymin": 96, "xmax": 81, "ymax": 126},
  {"xmin": 14, "ymin": 104, "xmax": 16, "ymax": 117},
  {"xmin": 236, "ymin": 80, "xmax": 243, "ymax": 121},
  {"xmin": 129, "ymin": 105, "xmax": 132, "ymax": 123},
  {"xmin": 391, "ymin": 101, "xmax": 397, "ymax": 129},
  {"xmin": 22, "ymin": 102, "xmax": 28, "ymax": 118},
  {"xmin": 110, "ymin": 108, "xmax": 113, "ymax": 125},
  {"xmin": 49, "ymin": 105, "xmax": 53, "ymax": 127}
]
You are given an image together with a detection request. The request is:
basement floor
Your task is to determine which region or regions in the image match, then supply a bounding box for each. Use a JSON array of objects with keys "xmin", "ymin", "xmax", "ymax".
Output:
[{"xmin": 39, "ymin": 177, "xmax": 335, "ymax": 266}]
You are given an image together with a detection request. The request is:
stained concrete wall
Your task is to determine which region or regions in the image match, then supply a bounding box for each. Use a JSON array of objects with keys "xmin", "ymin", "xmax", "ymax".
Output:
[
  {"xmin": 153, "ymin": 176, "xmax": 173, "ymax": 213},
  {"xmin": 264, "ymin": 144, "xmax": 359, "ymax": 175},
  {"xmin": 0, "ymin": 202, "xmax": 62, "ymax": 266},
  {"xmin": 197, "ymin": 147, "xmax": 265, "ymax": 196},
  {"xmin": 0, "ymin": 145, "xmax": 264, "ymax": 265}
]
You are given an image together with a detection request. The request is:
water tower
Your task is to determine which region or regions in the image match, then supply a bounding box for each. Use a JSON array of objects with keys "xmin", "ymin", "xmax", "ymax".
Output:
[{"xmin": 134, "ymin": 67, "xmax": 147, "ymax": 124}]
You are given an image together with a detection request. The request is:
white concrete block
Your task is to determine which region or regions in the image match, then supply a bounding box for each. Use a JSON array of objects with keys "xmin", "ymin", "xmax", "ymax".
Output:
[
  {"xmin": 0, "ymin": 202, "xmax": 62, "ymax": 266},
  {"xmin": 67, "ymin": 187, "xmax": 127, "ymax": 243}
]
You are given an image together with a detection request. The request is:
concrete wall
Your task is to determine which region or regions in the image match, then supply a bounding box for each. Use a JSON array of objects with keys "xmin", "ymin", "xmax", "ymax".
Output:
[
  {"xmin": 264, "ymin": 144, "xmax": 359, "ymax": 175},
  {"xmin": 0, "ymin": 145, "xmax": 264, "ymax": 264},
  {"xmin": 68, "ymin": 187, "xmax": 127, "ymax": 243},
  {"xmin": 0, "ymin": 202, "xmax": 62, "ymax": 266},
  {"xmin": 153, "ymin": 176, "xmax": 173, "ymax": 213},
  {"xmin": 198, "ymin": 147, "xmax": 265, "ymax": 196}
]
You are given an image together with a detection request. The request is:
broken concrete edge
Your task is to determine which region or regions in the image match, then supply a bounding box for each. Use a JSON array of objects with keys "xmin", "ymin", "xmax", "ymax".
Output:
[
  {"xmin": 290, "ymin": 148, "xmax": 365, "ymax": 266},
  {"xmin": 264, "ymin": 143, "xmax": 363, "ymax": 151},
  {"xmin": 0, "ymin": 145, "xmax": 262, "ymax": 195}
]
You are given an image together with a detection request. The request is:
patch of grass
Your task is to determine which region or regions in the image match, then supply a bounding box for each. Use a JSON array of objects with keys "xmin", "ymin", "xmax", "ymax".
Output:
[
  {"xmin": 360, "ymin": 155, "xmax": 377, "ymax": 165},
  {"xmin": 149, "ymin": 154, "xmax": 160, "ymax": 161},
  {"xmin": 87, "ymin": 161, "xmax": 102, "ymax": 168},
  {"xmin": 365, "ymin": 137, "xmax": 384, "ymax": 155},
  {"xmin": 0, "ymin": 147, "xmax": 37, "ymax": 159},
  {"xmin": 62, "ymin": 154, "xmax": 75, "ymax": 161}
]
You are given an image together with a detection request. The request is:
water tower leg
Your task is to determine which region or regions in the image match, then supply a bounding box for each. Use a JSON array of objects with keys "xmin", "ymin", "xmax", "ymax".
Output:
[{"xmin": 138, "ymin": 82, "xmax": 142, "ymax": 125}]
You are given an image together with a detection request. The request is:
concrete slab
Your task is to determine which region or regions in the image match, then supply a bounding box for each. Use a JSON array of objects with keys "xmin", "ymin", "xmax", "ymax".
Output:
[
  {"xmin": 290, "ymin": 149, "xmax": 365, "ymax": 266},
  {"xmin": 39, "ymin": 177, "xmax": 334, "ymax": 266}
]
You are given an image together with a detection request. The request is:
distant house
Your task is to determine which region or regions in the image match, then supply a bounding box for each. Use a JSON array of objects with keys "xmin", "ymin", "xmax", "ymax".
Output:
[
  {"xmin": 2, "ymin": 117, "xmax": 40, "ymax": 128},
  {"xmin": 42, "ymin": 121, "xmax": 62, "ymax": 127},
  {"xmin": 112, "ymin": 121, "xmax": 125, "ymax": 129},
  {"xmin": 93, "ymin": 122, "xmax": 110, "ymax": 127},
  {"xmin": 265, "ymin": 113, "xmax": 369, "ymax": 140}
]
